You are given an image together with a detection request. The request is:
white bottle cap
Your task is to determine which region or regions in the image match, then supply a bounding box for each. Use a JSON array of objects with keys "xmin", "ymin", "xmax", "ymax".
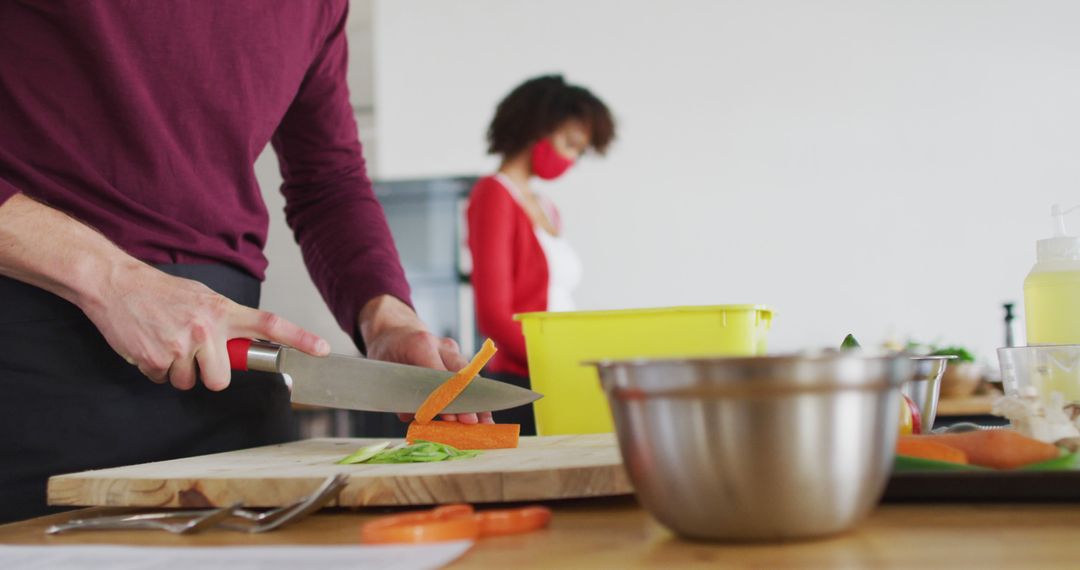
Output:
[{"xmin": 1037, "ymin": 204, "xmax": 1080, "ymax": 262}]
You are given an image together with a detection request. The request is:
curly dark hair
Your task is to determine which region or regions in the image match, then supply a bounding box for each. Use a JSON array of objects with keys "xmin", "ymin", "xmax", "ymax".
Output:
[{"xmin": 486, "ymin": 75, "xmax": 616, "ymax": 158}]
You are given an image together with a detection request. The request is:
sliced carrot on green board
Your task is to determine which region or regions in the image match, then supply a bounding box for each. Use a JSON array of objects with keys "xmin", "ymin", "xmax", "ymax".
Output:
[
  {"xmin": 921, "ymin": 430, "xmax": 1060, "ymax": 470},
  {"xmin": 899, "ymin": 431, "xmax": 1060, "ymax": 470},
  {"xmin": 414, "ymin": 338, "xmax": 498, "ymax": 424},
  {"xmin": 407, "ymin": 421, "xmax": 520, "ymax": 450},
  {"xmin": 896, "ymin": 437, "xmax": 968, "ymax": 464}
]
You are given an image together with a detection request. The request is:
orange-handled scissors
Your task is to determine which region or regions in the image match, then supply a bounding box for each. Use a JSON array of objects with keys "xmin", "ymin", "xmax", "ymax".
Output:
[{"xmin": 361, "ymin": 504, "xmax": 552, "ymax": 544}]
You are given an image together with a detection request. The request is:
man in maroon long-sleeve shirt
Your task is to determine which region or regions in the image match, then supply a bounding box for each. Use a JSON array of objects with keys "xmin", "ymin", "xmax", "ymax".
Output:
[{"xmin": 0, "ymin": 2, "xmax": 488, "ymax": 523}]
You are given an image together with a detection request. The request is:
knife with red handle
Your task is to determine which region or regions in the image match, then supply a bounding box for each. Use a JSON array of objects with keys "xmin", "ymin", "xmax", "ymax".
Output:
[{"xmin": 225, "ymin": 339, "xmax": 541, "ymax": 414}]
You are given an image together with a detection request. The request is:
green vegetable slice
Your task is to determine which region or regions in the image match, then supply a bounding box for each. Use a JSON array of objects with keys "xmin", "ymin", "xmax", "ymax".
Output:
[
  {"xmin": 929, "ymin": 346, "xmax": 976, "ymax": 363},
  {"xmin": 841, "ymin": 334, "xmax": 861, "ymax": 351},
  {"xmin": 336, "ymin": 440, "xmax": 480, "ymax": 465},
  {"xmin": 336, "ymin": 441, "xmax": 392, "ymax": 465}
]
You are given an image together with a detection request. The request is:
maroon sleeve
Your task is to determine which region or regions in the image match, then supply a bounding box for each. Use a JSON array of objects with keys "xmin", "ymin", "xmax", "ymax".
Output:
[
  {"xmin": 0, "ymin": 177, "xmax": 18, "ymax": 207},
  {"xmin": 270, "ymin": 5, "xmax": 411, "ymax": 346},
  {"xmin": 467, "ymin": 180, "xmax": 529, "ymax": 365}
]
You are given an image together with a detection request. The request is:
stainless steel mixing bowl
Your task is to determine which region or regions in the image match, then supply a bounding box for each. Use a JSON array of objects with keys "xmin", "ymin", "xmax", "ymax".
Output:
[
  {"xmin": 902, "ymin": 355, "xmax": 954, "ymax": 432},
  {"xmin": 590, "ymin": 353, "xmax": 914, "ymax": 542}
]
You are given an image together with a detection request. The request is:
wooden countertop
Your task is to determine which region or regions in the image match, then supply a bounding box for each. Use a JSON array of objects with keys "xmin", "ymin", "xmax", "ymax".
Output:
[
  {"xmin": 937, "ymin": 394, "xmax": 1000, "ymax": 417},
  {"xmin": 4, "ymin": 497, "xmax": 1080, "ymax": 568}
]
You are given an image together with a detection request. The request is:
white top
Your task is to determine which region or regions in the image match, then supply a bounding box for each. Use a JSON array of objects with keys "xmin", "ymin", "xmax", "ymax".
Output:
[{"xmin": 494, "ymin": 174, "xmax": 583, "ymax": 311}]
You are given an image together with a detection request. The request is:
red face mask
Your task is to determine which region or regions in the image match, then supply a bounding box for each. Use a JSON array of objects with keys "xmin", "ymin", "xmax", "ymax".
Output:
[{"xmin": 530, "ymin": 138, "xmax": 575, "ymax": 180}]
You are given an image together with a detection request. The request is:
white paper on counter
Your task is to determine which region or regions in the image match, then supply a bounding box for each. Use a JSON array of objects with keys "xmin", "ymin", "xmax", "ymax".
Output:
[{"xmin": 0, "ymin": 541, "xmax": 473, "ymax": 570}]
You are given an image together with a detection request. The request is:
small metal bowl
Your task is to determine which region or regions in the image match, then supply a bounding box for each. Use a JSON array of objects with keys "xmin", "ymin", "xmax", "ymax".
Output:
[
  {"xmin": 903, "ymin": 355, "xmax": 955, "ymax": 431},
  {"xmin": 589, "ymin": 353, "xmax": 913, "ymax": 542}
]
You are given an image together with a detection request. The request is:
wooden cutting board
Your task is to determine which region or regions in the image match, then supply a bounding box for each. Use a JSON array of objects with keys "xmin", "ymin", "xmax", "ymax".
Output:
[{"xmin": 47, "ymin": 434, "xmax": 632, "ymax": 508}]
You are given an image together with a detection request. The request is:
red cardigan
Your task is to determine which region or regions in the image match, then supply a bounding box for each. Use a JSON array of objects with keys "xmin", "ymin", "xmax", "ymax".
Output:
[{"xmin": 467, "ymin": 176, "xmax": 550, "ymax": 376}]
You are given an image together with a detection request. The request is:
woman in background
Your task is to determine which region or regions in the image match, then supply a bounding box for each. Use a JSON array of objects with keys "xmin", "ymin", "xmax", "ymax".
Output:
[{"xmin": 467, "ymin": 75, "xmax": 616, "ymax": 434}]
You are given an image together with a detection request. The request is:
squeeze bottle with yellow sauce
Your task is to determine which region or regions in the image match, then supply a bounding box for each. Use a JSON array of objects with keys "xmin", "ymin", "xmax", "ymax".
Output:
[{"xmin": 1024, "ymin": 204, "xmax": 1080, "ymax": 345}]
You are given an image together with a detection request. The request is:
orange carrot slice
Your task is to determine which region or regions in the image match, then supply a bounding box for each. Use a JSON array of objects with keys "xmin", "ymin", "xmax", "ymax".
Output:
[
  {"xmin": 407, "ymin": 421, "xmax": 520, "ymax": 450},
  {"xmin": 361, "ymin": 505, "xmax": 480, "ymax": 544},
  {"xmin": 361, "ymin": 504, "xmax": 550, "ymax": 544},
  {"xmin": 921, "ymin": 430, "xmax": 1060, "ymax": 470},
  {"xmin": 897, "ymin": 436, "xmax": 968, "ymax": 464},
  {"xmin": 414, "ymin": 338, "xmax": 498, "ymax": 424},
  {"xmin": 476, "ymin": 506, "xmax": 552, "ymax": 536}
]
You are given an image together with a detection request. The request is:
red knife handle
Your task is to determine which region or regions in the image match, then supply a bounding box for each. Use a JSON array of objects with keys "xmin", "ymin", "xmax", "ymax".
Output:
[
  {"xmin": 227, "ymin": 338, "xmax": 282, "ymax": 373},
  {"xmin": 227, "ymin": 338, "xmax": 252, "ymax": 371}
]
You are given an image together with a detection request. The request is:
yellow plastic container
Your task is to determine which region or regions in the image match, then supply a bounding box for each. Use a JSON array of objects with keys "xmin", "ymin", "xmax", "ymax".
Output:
[{"xmin": 515, "ymin": 305, "xmax": 773, "ymax": 435}]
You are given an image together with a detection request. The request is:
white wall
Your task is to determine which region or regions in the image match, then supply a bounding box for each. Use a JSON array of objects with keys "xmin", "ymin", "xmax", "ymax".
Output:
[{"xmin": 371, "ymin": 0, "xmax": 1080, "ymax": 363}]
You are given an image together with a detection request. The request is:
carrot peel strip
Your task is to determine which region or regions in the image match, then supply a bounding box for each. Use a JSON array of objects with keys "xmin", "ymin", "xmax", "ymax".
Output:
[{"xmin": 414, "ymin": 338, "xmax": 498, "ymax": 424}]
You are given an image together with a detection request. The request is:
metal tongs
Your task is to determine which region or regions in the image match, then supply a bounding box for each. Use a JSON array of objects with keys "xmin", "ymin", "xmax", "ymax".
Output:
[{"xmin": 46, "ymin": 474, "xmax": 348, "ymax": 535}]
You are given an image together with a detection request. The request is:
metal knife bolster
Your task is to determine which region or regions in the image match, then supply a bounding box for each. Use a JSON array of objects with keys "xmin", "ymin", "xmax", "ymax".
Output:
[
  {"xmin": 246, "ymin": 341, "xmax": 284, "ymax": 372},
  {"xmin": 226, "ymin": 339, "xmax": 283, "ymax": 373}
]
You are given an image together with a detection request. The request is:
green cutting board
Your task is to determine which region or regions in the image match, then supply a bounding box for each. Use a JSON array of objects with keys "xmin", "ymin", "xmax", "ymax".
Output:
[{"xmin": 893, "ymin": 450, "xmax": 1080, "ymax": 473}]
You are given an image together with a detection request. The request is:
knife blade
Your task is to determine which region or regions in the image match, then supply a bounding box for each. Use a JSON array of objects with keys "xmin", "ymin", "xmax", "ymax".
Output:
[{"xmin": 226, "ymin": 339, "xmax": 542, "ymax": 414}]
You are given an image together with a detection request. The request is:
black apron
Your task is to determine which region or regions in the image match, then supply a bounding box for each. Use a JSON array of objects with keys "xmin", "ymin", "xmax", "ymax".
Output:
[
  {"xmin": 0, "ymin": 265, "xmax": 295, "ymax": 524},
  {"xmin": 485, "ymin": 370, "xmax": 537, "ymax": 436}
]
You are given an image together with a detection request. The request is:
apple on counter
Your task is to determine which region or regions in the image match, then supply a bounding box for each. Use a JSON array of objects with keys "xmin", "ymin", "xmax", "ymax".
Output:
[{"xmin": 899, "ymin": 393, "xmax": 923, "ymax": 435}]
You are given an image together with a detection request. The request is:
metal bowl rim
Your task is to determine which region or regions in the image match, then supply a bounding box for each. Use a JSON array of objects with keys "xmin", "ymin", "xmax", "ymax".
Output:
[
  {"xmin": 605, "ymin": 382, "xmax": 898, "ymax": 400},
  {"xmin": 586, "ymin": 352, "xmax": 941, "ymax": 369}
]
